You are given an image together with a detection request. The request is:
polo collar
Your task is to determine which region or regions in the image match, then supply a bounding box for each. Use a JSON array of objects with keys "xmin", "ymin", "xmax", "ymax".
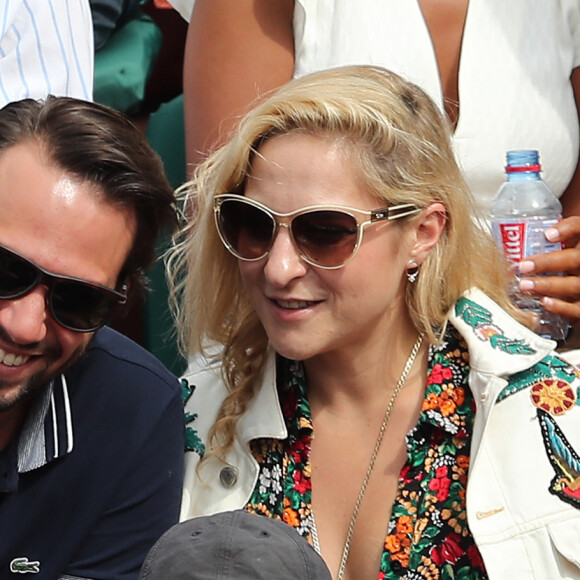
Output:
[{"xmin": 18, "ymin": 374, "xmax": 74, "ymax": 473}]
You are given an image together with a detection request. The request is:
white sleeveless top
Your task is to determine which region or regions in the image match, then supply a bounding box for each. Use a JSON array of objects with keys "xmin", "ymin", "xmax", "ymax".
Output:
[
  {"xmin": 169, "ymin": 0, "xmax": 580, "ymax": 211},
  {"xmin": 293, "ymin": 0, "xmax": 580, "ymax": 212}
]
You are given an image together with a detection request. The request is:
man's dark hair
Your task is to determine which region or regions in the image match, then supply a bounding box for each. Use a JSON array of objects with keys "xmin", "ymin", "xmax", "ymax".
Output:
[{"xmin": 0, "ymin": 95, "xmax": 177, "ymax": 298}]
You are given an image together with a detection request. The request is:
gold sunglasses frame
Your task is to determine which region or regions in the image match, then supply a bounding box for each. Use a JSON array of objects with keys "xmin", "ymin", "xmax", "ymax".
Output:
[{"xmin": 214, "ymin": 194, "xmax": 421, "ymax": 269}]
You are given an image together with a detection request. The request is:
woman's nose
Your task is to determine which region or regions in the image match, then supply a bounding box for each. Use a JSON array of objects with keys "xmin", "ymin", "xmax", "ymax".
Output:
[{"xmin": 263, "ymin": 227, "xmax": 308, "ymax": 287}]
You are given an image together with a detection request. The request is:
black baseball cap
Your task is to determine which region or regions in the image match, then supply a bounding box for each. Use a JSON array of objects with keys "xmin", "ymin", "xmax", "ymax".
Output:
[{"xmin": 139, "ymin": 510, "xmax": 332, "ymax": 580}]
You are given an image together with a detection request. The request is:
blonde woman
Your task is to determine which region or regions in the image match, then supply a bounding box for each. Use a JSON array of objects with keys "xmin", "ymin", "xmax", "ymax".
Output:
[
  {"xmin": 173, "ymin": 0, "xmax": 580, "ymax": 328},
  {"xmin": 168, "ymin": 66, "xmax": 580, "ymax": 579}
]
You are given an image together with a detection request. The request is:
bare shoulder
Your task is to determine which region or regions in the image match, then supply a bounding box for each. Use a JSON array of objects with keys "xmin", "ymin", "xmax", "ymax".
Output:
[{"xmin": 184, "ymin": 0, "xmax": 295, "ymax": 166}]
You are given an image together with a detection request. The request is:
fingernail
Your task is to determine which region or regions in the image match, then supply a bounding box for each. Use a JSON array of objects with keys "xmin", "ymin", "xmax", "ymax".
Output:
[
  {"xmin": 541, "ymin": 296, "xmax": 554, "ymax": 308},
  {"xmin": 519, "ymin": 279, "xmax": 535, "ymax": 292},
  {"xmin": 545, "ymin": 228, "xmax": 560, "ymax": 242},
  {"xmin": 518, "ymin": 260, "xmax": 535, "ymax": 274}
]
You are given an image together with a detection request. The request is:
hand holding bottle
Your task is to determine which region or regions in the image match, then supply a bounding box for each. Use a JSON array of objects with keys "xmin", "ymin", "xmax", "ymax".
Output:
[
  {"xmin": 517, "ymin": 215, "xmax": 580, "ymax": 326},
  {"xmin": 490, "ymin": 150, "xmax": 570, "ymax": 340}
]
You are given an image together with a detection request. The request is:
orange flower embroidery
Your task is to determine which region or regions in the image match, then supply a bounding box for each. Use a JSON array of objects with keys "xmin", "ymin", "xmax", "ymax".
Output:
[
  {"xmin": 451, "ymin": 386, "xmax": 465, "ymax": 406},
  {"xmin": 439, "ymin": 396, "xmax": 457, "ymax": 417},
  {"xmin": 423, "ymin": 392, "xmax": 439, "ymax": 411},
  {"xmin": 396, "ymin": 515, "xmax": 414, "ymax": 535},
  {"xmin": 385, "ymin": 534, "xmax": 402, "ymax": 553},
  {"xmin": 391, "ymin": 551, "xmax": 410, "ymax": 567},
  {"xmin": 283, "ymin": 506, "xmax": 300, "ymax": 527},
  {"xmin": 456, "ymin": 455, "xmax": 470, "ymax": 470}
]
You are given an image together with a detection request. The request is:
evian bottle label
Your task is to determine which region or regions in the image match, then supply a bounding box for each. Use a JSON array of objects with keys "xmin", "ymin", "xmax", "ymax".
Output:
[
  {"xmin": 491, "ymin": 217, "xmax": 562, "ymax": 264},
  {"xmin": 496, "ymin": 222, "xmax": 526, "ymax": 262}
]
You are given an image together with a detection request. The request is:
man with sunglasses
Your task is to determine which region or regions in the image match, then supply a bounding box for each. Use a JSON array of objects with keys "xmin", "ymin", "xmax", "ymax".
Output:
[{"xmin": 0, "ymin": 97, "xmax": 184, "ymax": 579}]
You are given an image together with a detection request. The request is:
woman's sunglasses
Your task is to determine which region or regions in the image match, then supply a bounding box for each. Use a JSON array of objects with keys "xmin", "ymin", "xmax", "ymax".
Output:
[
  {"xmin": 0, "ymin": 243, "xmax": 127, "ymax": 332},
  {"xmin": 214, "ymin": 194, "xmax": 421, "ymax": 269}
]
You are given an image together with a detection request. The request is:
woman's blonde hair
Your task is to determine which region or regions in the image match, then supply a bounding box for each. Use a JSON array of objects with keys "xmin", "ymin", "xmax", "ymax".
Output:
[{"xmin": 167, "ymin": 65, "xmax": 518, "ymax": 456}]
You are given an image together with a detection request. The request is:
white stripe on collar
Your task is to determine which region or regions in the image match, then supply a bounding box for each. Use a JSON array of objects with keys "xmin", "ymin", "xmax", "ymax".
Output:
[{"xmin": 18, "ymin": 376, "xmax": 74, "ymax": 473}]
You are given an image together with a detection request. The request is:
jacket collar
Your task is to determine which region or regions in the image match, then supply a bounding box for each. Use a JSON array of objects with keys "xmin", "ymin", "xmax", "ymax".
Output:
[
  {"xmin": 237, "ymin": 347, "xmax": 287, "ymax": 442},
  {"xmin": 449, "ymin": 288, "xmax": 555, "ymax": 377}
]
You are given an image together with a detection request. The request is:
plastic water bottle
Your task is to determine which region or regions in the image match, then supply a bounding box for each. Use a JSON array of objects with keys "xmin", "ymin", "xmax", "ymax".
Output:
[{"xmin": 489, "ymin": 150, "xmax": 569, "ymax": 341}]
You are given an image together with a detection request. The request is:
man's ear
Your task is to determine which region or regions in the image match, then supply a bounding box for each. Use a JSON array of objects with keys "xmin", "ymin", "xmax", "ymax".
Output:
[{"xmin": 409, "ymin": 202, "xmax": 446, "ymax": 264}]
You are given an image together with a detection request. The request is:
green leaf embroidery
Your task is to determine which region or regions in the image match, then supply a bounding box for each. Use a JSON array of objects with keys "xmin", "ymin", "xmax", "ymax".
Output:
[
  {"xmin": 181, "ymin": 378, "xmax": 206, "ymax": 456},
  {"xmin": 455, "ymin": 297, "xmax": 536, "ymax": 355}
]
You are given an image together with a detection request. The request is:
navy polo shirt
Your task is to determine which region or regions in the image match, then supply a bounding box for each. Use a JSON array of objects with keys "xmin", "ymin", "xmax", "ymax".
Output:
[{"xmin": 0, "ymin": 327, "xmax": 185, "ymax": 579}]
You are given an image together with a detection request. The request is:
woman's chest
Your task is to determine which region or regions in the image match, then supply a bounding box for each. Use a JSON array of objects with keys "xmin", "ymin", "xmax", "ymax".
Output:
[{"xmin": 294, "ymin": 0, "xmax": 580, "ymax": 206}]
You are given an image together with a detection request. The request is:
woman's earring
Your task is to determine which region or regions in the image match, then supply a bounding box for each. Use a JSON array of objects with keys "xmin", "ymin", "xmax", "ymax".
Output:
[{"xmin": 406, "ymin": 259, "xmax": 419, "ymax": 283}]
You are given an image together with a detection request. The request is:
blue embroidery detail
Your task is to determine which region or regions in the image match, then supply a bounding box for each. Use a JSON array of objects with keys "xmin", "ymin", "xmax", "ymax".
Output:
[{"xmin": 538, "ymin": 409, "xmax": 580, "ymax": 509}]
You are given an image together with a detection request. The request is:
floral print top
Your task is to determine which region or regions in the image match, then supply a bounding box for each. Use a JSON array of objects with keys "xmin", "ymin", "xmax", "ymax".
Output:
[{"xmin": 245, "ymin": 328, "xmax": 488, "ymax": 579}]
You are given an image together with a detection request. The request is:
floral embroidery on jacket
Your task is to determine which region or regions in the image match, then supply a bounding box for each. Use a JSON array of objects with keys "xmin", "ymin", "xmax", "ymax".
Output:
[
  {"xmin": 454, "ymin": 297, "xmax": 535, "ymax": 356},
  {"xmin": 245, "ymin": 329, "xmax": 487, "ymax": 579},
  {"xmin": 498, "ymin": 354, "xmax": 580, "ymax": 405}
]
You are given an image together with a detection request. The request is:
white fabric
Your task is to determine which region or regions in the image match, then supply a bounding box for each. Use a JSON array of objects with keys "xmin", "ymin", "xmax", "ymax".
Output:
[
  {"xmin": 293, "ymin": 0, "xmax": 580, "ymax": 214},
  {"xmin": 0, "ymin": 0, "xmax": 94, "ymax": 106},
  {"xmin": 180, "ymin": 288, "xmax": 580, "ymax": 578},
  {"xmin": 167, "ymin": 0, "xmax": 192, "ymax": 22}
]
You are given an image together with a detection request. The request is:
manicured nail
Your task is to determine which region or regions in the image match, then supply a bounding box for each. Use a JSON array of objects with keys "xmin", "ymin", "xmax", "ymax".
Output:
[
  {"xmin": 541, "ymin": 296, "xmax": 555, "ymax": 308},
  {"xmin": 545, "ymin": 228, "xmax": 560, "ymax": 242},
  {"xmin": 518, "ymin": 260, "xmax": 535, "ymax": 274},
  {"xmin": 519, "ymin": 279, "xmax": 535, "ymax": 292}
]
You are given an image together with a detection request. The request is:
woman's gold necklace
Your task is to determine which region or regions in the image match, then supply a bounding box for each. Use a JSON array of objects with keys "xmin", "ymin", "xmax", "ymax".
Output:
[{"xmin": 310, "ymin": 333, "xmax": 424, "ymax": 580}]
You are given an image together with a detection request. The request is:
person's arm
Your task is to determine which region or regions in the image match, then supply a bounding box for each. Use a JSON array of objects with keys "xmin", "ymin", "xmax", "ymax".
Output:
[
  {"xmin": 517, "ymin": 68, "xmax": 580, "ymax": 325},
  {"xmin": 560, "ymin": 67, "xmax": 580, "ymax": 218},
  {"xmin": 183, "ymin": 0, "xmax": 295, "ymax": 171}
]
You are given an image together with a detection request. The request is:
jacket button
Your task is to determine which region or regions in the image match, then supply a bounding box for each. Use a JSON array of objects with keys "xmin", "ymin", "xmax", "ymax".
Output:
[{"xmin": 219, "ymin": 466, "xmax": 238, "ymax": 488}]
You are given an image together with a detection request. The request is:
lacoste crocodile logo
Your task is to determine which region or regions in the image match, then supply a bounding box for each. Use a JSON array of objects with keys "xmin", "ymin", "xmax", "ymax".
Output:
[{"xmin": 10, "ymin": 557, "xmax": 40, "ymax": 574}]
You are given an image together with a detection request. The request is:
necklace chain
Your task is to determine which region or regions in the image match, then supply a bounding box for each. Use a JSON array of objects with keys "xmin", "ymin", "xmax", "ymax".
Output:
[{"xmin": 310, "ymin": 333, "xmax": 424, "ymax": 580}]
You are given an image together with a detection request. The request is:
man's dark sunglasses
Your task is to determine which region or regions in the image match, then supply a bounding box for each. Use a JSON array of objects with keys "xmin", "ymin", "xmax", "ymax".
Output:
[{"xmin": 0, "ymin": 243, "xmax": 127, "ymax": 332}]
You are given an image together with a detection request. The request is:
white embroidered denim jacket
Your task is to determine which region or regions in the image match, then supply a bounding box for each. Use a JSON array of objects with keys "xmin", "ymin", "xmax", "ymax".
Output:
[{"xmin": 181, "ymin": 288, "xmax": 580, "ymax": 578}]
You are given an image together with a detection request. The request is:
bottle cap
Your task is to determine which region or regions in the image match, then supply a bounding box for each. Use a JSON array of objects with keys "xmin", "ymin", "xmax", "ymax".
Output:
[{"xmin": 505, "ymin": 150, "xmax": 541, "ymax": 173}]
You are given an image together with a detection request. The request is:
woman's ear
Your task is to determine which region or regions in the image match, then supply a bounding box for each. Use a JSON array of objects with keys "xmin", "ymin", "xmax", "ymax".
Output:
[{"xmin": 409, "ymin": 202, "xmax": 446, "ymax": 264}]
